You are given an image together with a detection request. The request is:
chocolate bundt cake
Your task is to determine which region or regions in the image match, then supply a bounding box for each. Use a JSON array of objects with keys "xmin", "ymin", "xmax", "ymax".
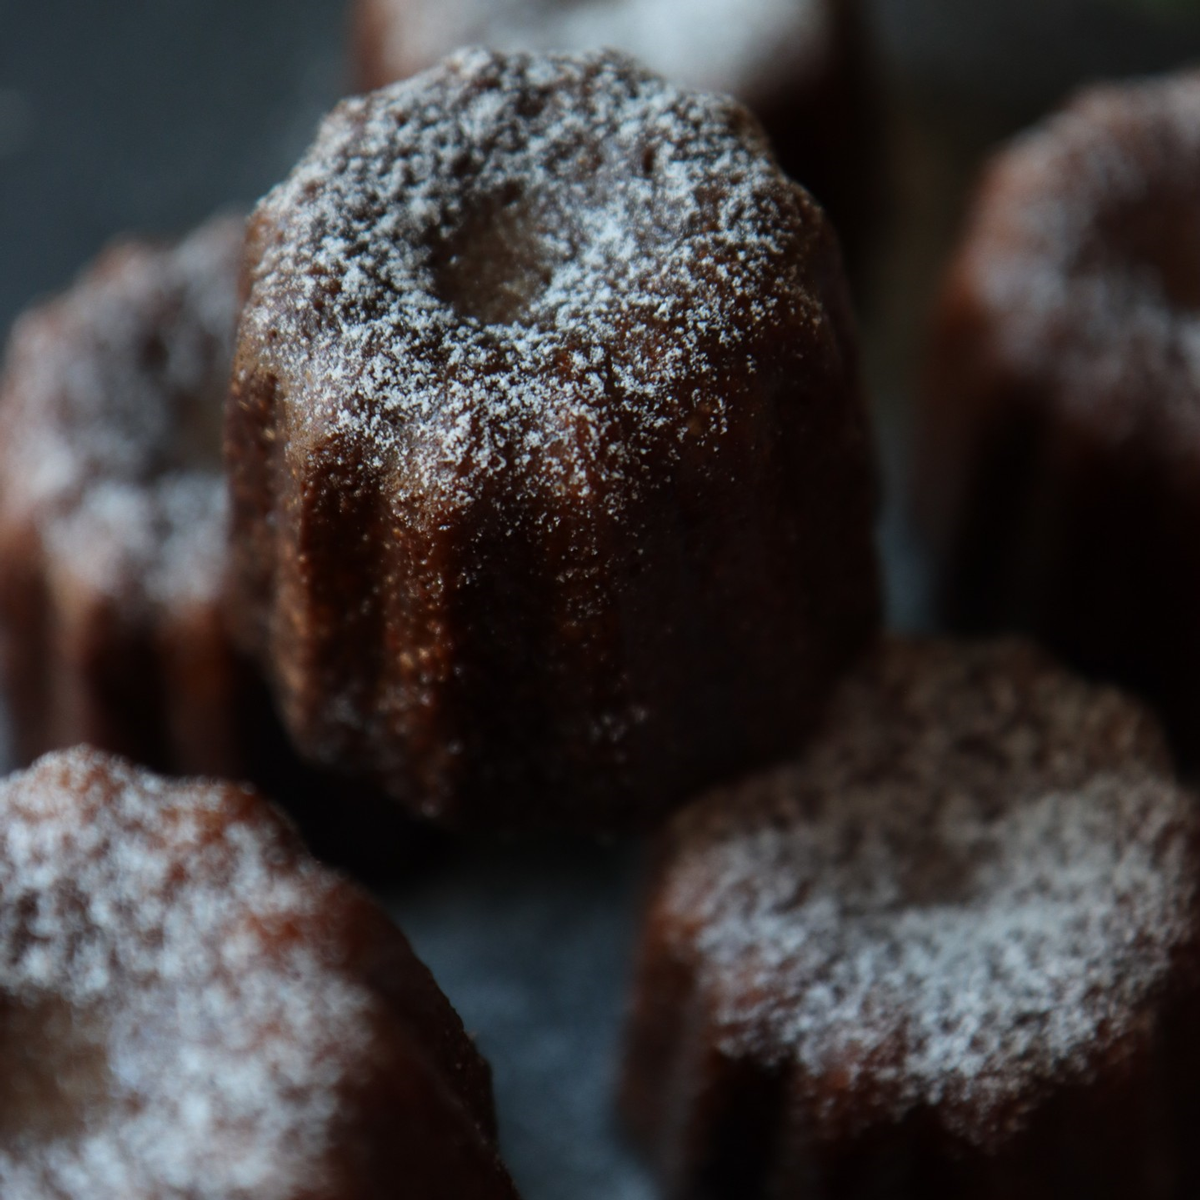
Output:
[
  {"xmin": 0, "ymin": 747, "xmax": 518, "ymax": 1198},
  {"xmin": 917, "ymin": 71, "xmax": 1200, "ymax": 762},
  {"xmin": 0, "ymin": 215, "xmax": 247, "ymax": 776},
  {"xmin": 352, "ymin": 0, "xmax": 883, "ymax": 272},
  {"xmin": 624, "ymin": 638, "xmax": 1200, "ymax": 1198},
  {"xmin": 226, "ymin": 48, "xmax": 880, "ymax": 831}
]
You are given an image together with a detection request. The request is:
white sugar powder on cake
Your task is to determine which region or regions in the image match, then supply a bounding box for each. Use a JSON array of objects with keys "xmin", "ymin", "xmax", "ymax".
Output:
[
  {"xmin": 961, "ymin": 72, "xmax": 1200, "ymax": 439},
  {"xmin": 657, "ymin": 638, "xmax": 1198, "ymax": 1143},
  {"xmin": 0, "ymin": 749, "xmax": 376, "ymax": 1197},
  {"xmin": 0, "ymin": 214, "xmax": 242, "ymax": 607},
  {"xmin": 240, "ymin": 48, "xmax": 827, "ymax": 517}
]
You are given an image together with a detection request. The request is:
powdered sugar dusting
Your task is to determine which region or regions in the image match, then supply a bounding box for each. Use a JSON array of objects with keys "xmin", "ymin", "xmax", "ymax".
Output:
[
  {"xmin": 0, "ymin": 215, "xmax": 243, "ymax": 606},
  {"xmin": 0, "ymin": 748, "xmax": 393, "ymax": 1197},
  {"xmin": 369, "ymin": 0, "xmax": 829, "ymax": 98},
  {"xmin": 662, "ymin": 638, "xmax": 1197, "ymax": 1142},
  {"xmin": 961, "ymin": 71, "xmax": 1200, "ymax": 440},
  {"xmin": 242, "ymin": 48, "xmax": 825, "ymax": 516}
]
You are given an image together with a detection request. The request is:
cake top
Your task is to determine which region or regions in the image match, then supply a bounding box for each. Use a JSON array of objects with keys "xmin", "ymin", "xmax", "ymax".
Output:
[
  {"xmin": 955, "ymin": 70, "xmax": 1200, "ymax": 434},
  {"xmin": 0, "ymin": 747, "xmax": 498, "ymax": 1197},
  {"xmin": 365, "ymin": 0, "xmax": 829, "ymax": 97},
  {"xmin": 240, "ymin": 48, "xmax": 844, "ymax": 518},
  {"xmin": 0, "ymin": 215, "xmax": 242, "ymax": 603},
  {"xmin": 660, "ymin": 638, "xmax": 1197, "ymax": 1144}
]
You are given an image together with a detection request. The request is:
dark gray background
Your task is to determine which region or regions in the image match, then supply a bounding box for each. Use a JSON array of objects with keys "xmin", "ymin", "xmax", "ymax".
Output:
[
  {"xmin": 3, "ymin": 0, "xmax": 1200, "ymax": 335},
  {"xmin": 3, "ymin": 2, "xmax": 1200, "ymax": 1196}
]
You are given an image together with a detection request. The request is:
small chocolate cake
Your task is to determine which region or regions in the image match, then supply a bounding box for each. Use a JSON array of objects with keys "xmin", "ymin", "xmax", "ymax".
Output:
[
  {"xmin": 624, "ymin": 638, "xmax": 1200, "ymax": 1199},
  {"xmin": 226, "ymin": 48, "xmax": 880, "ymax": 831},
  {"xmin": 0, "ymin": 215, "xmax": 247, "ymax": 776},
  {"xmin": 0, "ymin": 747, "xmax": 518, "ymax": 1198}
]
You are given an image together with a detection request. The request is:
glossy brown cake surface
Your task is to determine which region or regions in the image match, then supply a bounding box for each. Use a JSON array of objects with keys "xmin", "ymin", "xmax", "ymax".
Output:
[
  {"xmin": 0, "ymin": 747, "xmax": 517, "ymax": 1199},
  {"xmin": 0, "ymin": 215, "xmax": 247, "ymax": 776},
  {"xmin": 624, "ymin": 637, "xmax": 1200, "ymax": 1198},
  {"xmin": 918, "ymin": 71, "xmax": 1200, "ymax": 762},
  {"xmin": 353, "ymin": 0, "xmax": 883, "ymax": 270},
  {"xmin": 227, "ymin": 47, "xmax": 880, "ymax": 830}
]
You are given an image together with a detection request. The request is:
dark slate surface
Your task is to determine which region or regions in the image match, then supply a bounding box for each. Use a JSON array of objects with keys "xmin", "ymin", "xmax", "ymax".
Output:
[
  {"xmin": 393, "ymin": 840, "xmax": 655, "ymax": 1199},
  {"xmin": 0, "ymin": 0, "xmax": 348, "ymax": 333},
  {"xmin": 3, "ymin": 2, "xmax": 1200, "ymax": 1197}
]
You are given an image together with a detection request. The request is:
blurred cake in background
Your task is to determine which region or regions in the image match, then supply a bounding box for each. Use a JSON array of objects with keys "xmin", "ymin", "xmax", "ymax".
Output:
[
  {"xmin": 624, "ymin": 636, "xmax": 1200, "ymax": 1197},
  {"xmin": 0, "ymin": 214, "xmax": 247, "ymax": 776},
  {"xmin": 916, "ymin": 70, "xmax": 1200, "ymax": 763},
  {"xmin": 0, "ymin": 746, "xmax": 519, "ymax": 1199},
  {"xmin": 352, "ymin": 0, "xmax": 885, "ymax": 275}
]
